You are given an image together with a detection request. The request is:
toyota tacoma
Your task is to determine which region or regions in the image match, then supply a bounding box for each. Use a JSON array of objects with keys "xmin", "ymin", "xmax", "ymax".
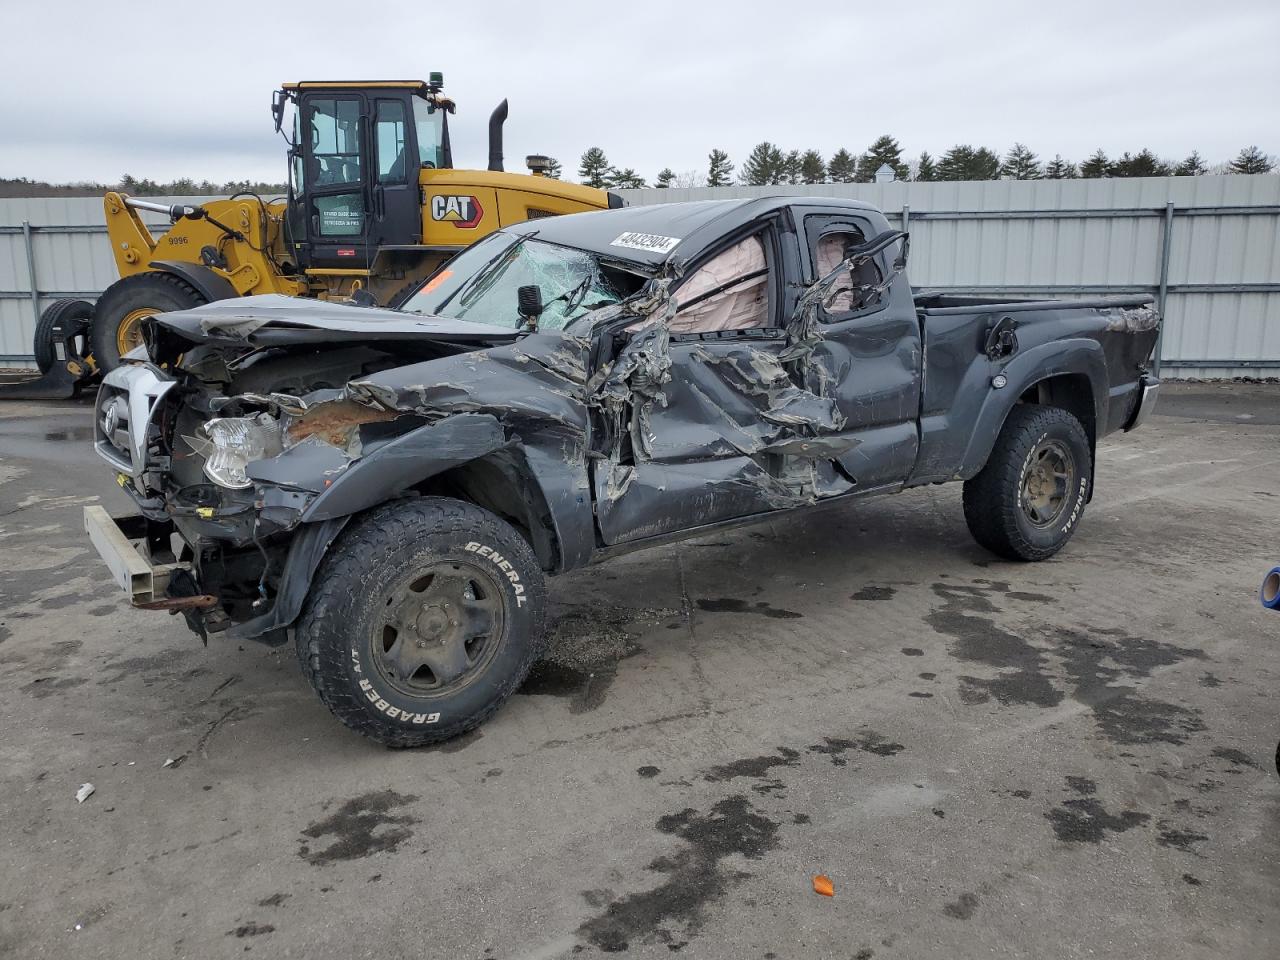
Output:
[{"xmin": 85, "ymin": 197, "xmax": 1161, "ymax": 746}]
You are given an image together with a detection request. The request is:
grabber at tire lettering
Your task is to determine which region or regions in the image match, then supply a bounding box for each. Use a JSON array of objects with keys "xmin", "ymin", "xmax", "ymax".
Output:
[{"xmin": 294, "ymin": 497, "xmax": 547, "ymax": 747}]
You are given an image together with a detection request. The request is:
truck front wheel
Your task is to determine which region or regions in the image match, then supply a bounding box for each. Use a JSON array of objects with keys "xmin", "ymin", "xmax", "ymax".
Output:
[
  {"xmin": 295, "ymin": 498, "xmax": 547, "ymax": 747},
  {"xmin": 962, "ymin": 405, "xmax": 1092, "ymax": 562}
]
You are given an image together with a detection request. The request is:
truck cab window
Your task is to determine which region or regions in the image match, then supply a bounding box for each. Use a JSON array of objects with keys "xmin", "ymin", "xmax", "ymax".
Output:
[
  {"xmin": 310, "ymin": 98, "xmax": 362, "ymax": 186},
  {"xmin": 670, "ymin": 234, "xmax": 769, "ymax": 333},
  {"xmin": 413, "ymin": 98, "xmax": 446, "ymax": 169},
  {"xmin": 375, "ymin": 100, "xmax": 408, "ymax": 183},
  {"xmin": 815, "ymin": 232, "xmax": 884, "ymax": 316}
]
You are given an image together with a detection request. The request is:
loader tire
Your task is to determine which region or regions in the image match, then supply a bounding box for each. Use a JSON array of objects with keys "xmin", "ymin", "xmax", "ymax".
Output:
[
  {"xmin": 963, "ymin": 404, "xmax": 1092, "ymax": 562},
  {"xmin": 295, "ymin": 497, "xmax": 547, "ymax": 748},
  {"xmin": 33, "ymin": 299, "xmax": 93, "ymax": 374},
  {"xmin": 91, "ymin": 273, "xmax": 205, "ymax": 372}
]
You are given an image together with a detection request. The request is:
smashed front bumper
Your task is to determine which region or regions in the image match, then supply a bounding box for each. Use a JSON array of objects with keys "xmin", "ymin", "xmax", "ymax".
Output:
[{"xmin": 82, "ymin": 505, "xmax": 213, "ymax": 612}]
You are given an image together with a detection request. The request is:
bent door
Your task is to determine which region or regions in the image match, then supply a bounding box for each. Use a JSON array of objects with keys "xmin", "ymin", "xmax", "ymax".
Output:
[
  {"xmin": 593, "ymin": 225, "xmax": 856, "ymax": 545},
  {"xmin": 798, "ymin": 213, "xmax": 921, "ymax": 489}
]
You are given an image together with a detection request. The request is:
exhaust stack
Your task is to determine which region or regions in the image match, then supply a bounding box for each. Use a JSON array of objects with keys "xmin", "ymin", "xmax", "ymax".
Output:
[{"xmin": 488, "ymin": 99, "xmax": 509, "ymax": 172}]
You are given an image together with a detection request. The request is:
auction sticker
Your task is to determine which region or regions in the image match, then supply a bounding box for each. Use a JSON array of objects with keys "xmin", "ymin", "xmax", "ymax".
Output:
[{"xmin": 610, "ymin": 232, "xmax": 681, "ymax": 254}]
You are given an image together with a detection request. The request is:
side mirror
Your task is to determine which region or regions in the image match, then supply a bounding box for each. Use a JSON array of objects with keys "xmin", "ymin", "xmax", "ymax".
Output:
[
  {"xmin": 517, "ymin": 284, "xmax": 544, "ymax": 331},
  {"xmin": 271, "ymin": 89, "xmax": 287, "ymax": 134}
]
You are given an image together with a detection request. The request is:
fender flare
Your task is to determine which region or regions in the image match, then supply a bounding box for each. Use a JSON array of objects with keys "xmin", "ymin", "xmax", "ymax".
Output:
[
  {"xmin": 147, "ymin": 260, "xmax": 239, "ymax": 304},
  {"xmin": 958, "ymin": 338, "xmax": 1108, "ymax": 479},
  {"xmin": 234, "ymin": 414, "xmax": 591, "ymax": 638},
  {"xmin": 300, "ymin": 413, "xmax": 508, "ymax": 522}
]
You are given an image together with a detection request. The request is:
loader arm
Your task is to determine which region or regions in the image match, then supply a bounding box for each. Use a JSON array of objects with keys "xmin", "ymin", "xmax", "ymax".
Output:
[{"xmin": 104, "ymin": 192, "xmax": 161, "ymax": 276}]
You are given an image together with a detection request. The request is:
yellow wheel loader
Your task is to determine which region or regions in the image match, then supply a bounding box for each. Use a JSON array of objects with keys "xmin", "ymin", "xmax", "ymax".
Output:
[{"xmin": 84, "ymin": 75, "xmax": 619, "ymax": 373}]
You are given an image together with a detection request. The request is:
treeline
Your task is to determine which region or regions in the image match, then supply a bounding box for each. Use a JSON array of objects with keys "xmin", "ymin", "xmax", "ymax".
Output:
[
  {"xmin": 0, "ymin": 175, "xmax": 288, "ymax": 199},
  {"xmin": 568, "ymin": 140, "xmax": 1277, "ymax": 189},
  {"xmin": 6, "ymin": 139, "xmax": 1274, "ymax": 198}
]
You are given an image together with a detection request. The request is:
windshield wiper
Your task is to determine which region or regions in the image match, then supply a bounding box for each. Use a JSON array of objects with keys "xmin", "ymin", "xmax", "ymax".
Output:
[
  {"xmin": 431, "ymin": 234, "xmax": 533, "ymax": 316},
  {"xmin": 458, "ymin": 240, "xmax": 527, "ymax": 312},
  {"xmin": 544, "ymin": 273, "xmax": 594, "ymax": 316}
]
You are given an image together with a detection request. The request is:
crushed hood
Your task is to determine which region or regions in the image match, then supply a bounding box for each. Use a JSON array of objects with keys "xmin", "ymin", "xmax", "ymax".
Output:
[{"xmin": 153, "ymin": 294, "xmax": 522, "ymax": 347}]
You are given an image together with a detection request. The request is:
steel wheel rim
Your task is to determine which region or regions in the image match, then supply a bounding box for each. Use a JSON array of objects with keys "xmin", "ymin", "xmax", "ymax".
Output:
[
  {"xmin": 371, "ymin": 560, "xmax": 506, "ymax": 698},
  {"xmin": 117, "ymin": 307, "xmax": 156, "ymax": 354},
  {"xmin": 1020, "ymin": 439, "xmax": 1074, "ymax": 527}
]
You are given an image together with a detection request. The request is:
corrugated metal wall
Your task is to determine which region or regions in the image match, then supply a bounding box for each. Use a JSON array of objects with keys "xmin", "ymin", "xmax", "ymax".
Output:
[
  {"xmin": 0, "ymin": 196, "xmax": 204, "ymax": 364},
  {"xmin": 617, "ymin": 174, "xmax": 1280, "ymax": 379},
  {"xmin": 3, "ymin": 177, "xmax": 1278, "ymax": 377}
]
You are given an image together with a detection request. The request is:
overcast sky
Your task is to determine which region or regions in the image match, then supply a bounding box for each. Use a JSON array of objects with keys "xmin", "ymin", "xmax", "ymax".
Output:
[{"xmin": 3, "ymin": 0, "xmax": 1277, "ymax": 185}]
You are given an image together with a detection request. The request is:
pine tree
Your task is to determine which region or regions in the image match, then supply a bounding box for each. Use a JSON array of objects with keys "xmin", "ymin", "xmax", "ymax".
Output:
[
  {"xmin": 578, "ymin": 147, "xmax": 612, "ymax": 188},
  {"xmin": 1230, "ymin": 146, "xmax": 1275, "ymax": 174},
  {"xmin": 707, "ymin": 149, "xmax": 734, "ymax": 187},
  {"xmin": 935, "ymin": 146, "xmax": 974, "ymax": 181},
  {"xmin": 655, "ymin": 168, "xmax": 676, "ymax": 188},
  {"xmin": 855, "ymin": 135, "xmax": 908, "ymax": 182},
  {"xmin": 1044, "ymin": 155, "xmax": 1077, "ymax": 179},
  {"xmin": 607, "ymin": 168, "xmax": 647, "ymax": 189},
  {"xmin": 781, "ymin": 150, "xmax": 803, "ymax": 185},
  {"xmin": 1000, "ymin": 143, "xmax": 1042, "ymax": 180},
  {"xmin": 741, "ymin": 142, "xmax": 785, "ymax": 185},
  {"xmin": 1080, "ymin": 149, "xmax": 1111, "ymax": 179},
  {"xmin": 973, "ymin": 148, "xmax": 1001, "ymax": 180},
  {"xmin": 1110, "ymin": 149, "xmax": 1172, "ymax": 178},
  {"xmin": 1173, "ymin": 152, "xmax": 1206, "ymax": 177},
  {"xmin": 827, "ymin": 148, "xmax": 857, "ymax": 183},
  {"xmin": 914, "ymin": 151, "xmax": 937, "ymax": 182},
  {"xmin": 546, "ymin": 158, "xmax": 562, "ymax": 180},
  {"xmin": 935, "ymin": 145, "xmax": 1000, "ymax": 181},
  {"xmin": 799, "ymin": 150, "xmax": 826, "ymax": 184}
]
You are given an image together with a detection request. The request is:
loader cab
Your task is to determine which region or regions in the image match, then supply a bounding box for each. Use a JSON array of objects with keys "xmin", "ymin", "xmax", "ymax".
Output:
[{"xmin": 276, "ymin": 78, "xmax": 454, "ymax": 273}]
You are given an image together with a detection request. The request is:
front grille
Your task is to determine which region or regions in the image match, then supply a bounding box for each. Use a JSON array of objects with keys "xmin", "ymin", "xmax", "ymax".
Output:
[{"xmin": 93, "ymin": 363, "xmax": 177, "ymax": 478}]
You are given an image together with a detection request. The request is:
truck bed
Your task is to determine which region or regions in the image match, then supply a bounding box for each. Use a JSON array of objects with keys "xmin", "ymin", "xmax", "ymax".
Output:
[
  {"xmin": 914, "ymin": 293, "xmax": 1155, "ymax": 315},
  {"xmin": 908, "ymin": 293, "xmax": 1160, "ymax": 485}
]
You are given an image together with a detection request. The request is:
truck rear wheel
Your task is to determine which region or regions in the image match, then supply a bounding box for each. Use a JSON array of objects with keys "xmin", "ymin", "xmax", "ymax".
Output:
[
  {"xmin": 295, "ymin": 497, "xmax": 547, "ymax": 748},
  {"xmin": 91, "ymin": 273, "xmax": 206, "ymax": 372},
  {"xmin": 962, "ymin": 405, "xmax": 1092, "ymax": 562}
]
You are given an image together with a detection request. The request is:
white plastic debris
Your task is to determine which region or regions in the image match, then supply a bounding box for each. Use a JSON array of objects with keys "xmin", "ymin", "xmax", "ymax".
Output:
[{"xmin": 75, "ymin": 783, "xmax": 95, "ymax": 803}]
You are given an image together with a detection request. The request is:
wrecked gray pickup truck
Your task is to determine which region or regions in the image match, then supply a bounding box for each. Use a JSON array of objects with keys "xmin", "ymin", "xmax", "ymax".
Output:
[{"xmin": 85, "ymin": 197, "xmax": 1161, "ymax": 746}]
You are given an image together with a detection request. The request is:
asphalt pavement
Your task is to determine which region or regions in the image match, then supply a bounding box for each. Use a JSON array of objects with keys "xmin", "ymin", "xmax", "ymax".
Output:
[{"xmin": 1, "ymin": 381, "xmax": 1277, "ymax": 959}]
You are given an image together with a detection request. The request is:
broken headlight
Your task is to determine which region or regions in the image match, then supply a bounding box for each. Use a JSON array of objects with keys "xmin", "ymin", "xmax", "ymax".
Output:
[{"xmin": 198, "ymin": 414, "xmax": 283, "ymax": 489}]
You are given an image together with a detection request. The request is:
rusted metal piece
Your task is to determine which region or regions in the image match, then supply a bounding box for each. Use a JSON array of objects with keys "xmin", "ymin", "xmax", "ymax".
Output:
[
  {"xmin": 285, "ymin": 398, "xmax": 398, "ymax": 449},
  {"xmin": 134, "ymin": 594, "xmax": 219, "ymax": 612}
]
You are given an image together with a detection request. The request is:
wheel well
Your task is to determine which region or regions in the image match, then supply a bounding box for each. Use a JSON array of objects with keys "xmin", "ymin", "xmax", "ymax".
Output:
[
  {"xmin": 1019, "ymin": 374, "xmax": 1096, "ymax": 448},
  {"xmin": 1018, "ymin": 373, "xmax": 1097, "ymax": 500},
  {"xmin": 412, "ymin": 451, "xmax": 561, "ymax": 572}
]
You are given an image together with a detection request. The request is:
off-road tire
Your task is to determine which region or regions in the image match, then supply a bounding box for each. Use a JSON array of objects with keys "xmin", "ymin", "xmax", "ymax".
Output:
[
  {"xmin": 91, "ymin": 273, "xmax": 206, "ymax": 372},
  {"xmin": 963, "ymin": 404, "xmax": 1092, "ymax": 562},
  {"xmin": 295, "ymin": 497, "xmax": 547, "ymax": 748},
  {"xmin": 33, "ymin": 299, "xmax": 94, "ymax": 373}
]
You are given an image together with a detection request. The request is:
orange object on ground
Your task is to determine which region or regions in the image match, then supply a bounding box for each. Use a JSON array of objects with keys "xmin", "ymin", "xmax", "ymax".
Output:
[{"xmin": 812, "ymin": 874, "xmax": 834, "ymax": 897}]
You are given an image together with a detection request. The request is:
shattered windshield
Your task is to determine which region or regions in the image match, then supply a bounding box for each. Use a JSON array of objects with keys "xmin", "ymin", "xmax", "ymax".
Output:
[{"xmin": 401, "ymin": 233, "xmax": 645, "ymax": 330}]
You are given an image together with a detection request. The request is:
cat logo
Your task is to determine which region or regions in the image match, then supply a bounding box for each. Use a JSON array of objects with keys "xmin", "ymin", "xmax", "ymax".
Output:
[{"xmin": 430, "ymin": 194, "xmax": 484, "ymax": 228}]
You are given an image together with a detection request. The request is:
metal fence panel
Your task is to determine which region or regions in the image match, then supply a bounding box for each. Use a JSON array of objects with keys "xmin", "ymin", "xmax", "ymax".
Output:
[
  {"xmin": 2, "ymin": 179, "xmax": 1279, "ymax": 377},
  {"xmin": 618, "ymin": 174, "xmax": 1280, "ymax": 377}
]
